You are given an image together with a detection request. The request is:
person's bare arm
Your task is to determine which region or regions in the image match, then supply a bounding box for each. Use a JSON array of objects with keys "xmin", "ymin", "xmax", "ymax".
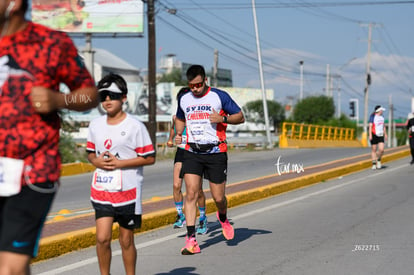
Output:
[
  {"xmin": 174, "ymin": 118, "xmax": 186, "ymax": 145},
  {"xmin": 167, "ymin": 116, "xmax": 176, "ymax": 147},
  {"xmin": 209, "ymin": 109, "xmax": 245, "ymax": 125},
  {"xmin": 368, "ymin": 122, "xmax": 373, "ymax": 140},
  {"xmin": 224, "ymin": 111, "xmax": 245, "ymax": 124},
  {"xmin": 31, "ymin": 86, "xmax": 98, "ymax": 114}
]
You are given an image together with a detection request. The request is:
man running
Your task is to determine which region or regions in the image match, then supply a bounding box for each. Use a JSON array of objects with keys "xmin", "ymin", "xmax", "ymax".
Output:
[{"xmin": 175, "ymin": 64, "xmax": 245, "ymax": 254}]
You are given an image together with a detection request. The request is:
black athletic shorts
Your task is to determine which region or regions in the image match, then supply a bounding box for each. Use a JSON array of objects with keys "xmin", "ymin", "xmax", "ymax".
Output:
[
  {"xmin": 370, "ymin": 134, "xmax": 384, "ymax": 145},
  {"xmin": 92, "ymin": 202, "xmax": 142, "ymax": 230},
  {"xmin": 0, "ymin": 181, "xmax": 58, "ymax": 257},
  {"xmin": 181, "ymin": 150, "xmax": 227, "ymax": 184},
  {"xmin": 174, "ymin": 148, "xmax": 185, "ymax": 164}
]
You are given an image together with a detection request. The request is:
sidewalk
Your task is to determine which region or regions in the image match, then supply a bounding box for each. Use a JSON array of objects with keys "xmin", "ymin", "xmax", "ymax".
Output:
[{"xmin": 35, "ymin": 146, "xmax": 410, "ymax": 262}]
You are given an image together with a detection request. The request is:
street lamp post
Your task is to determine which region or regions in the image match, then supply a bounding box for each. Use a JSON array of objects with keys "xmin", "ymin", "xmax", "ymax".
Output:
[
  {"xmin": 299, "ymin": 61, "xmax": 304, "ymax": 100},
  {"xmin": 147, "ymin": 0, "xmax": 157, "ymax": 148},
  {"xmin": 337, "ymin": 76, "xmax": 341, "ymax": 118},
  {"xmin": 252, "ymin": 0, "xmax": 272, "ymax": 148}
]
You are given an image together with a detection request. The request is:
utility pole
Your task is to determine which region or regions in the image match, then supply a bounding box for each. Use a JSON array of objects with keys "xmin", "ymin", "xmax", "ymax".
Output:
[
  {"xmin": 388, "ymin": 95, "xmax": 393, "ymax": 147},
  {"xmin": 337, "ymin": 76, "xmax": 341, "ymax": 118},
  {"xmin": 286, "ymin": 96, "xmax": 295, "ymax": 119},
  {"xmin": 329, "ymin": 74, "xmax": 333, "ymax": 97},
  {"xmin": 82, "ymin": 33, "xmax": 95, "ymax": 81},
  {"xmin": 213, "ymin": 49, "xmax": 218, "ymax": 87},
  {"xmin": 252, "ymin": 0, "xmax": 272, "ymax": 148},
  {"xmin": 299, "ymin": 60, "xmax": 304, "ymax": 100},
  {"xmin": 325, "ymin": 64, "xmax": 330, "ymax": 97},
  {"xmin": 361, "ymin": 23, "xmax": 375, "ymax": 147},
  {"xmin": 147, "ymin": 0, "xmax": 157, "ymax": 148}
]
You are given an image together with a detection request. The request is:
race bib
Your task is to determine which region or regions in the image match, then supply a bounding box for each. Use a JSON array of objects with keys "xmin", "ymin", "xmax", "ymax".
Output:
[
  {"xmin": 92, "ymin": 169, "xmax": 122, "ymax": 191},
  {"xmin": 190, "ymin": 124, "xmax": 205, "ymax": 142},
  {"xmin": 0, "ymin": 157, "xmax": 24, "ymax": 197}
]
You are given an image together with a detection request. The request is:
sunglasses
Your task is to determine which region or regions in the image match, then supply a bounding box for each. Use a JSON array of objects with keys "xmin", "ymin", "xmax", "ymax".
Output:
[
  {"xmin": 188, "ymin": 81, "xmax": 204, "ymax": 89},
  {"xmin": 99, "ymin": 91, "xmax": 123, "ymax": 102}
]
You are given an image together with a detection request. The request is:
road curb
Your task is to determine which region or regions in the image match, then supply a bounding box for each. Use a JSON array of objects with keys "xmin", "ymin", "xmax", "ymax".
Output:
[
  {"xmin": 61, "ymin": 162, "xmax": 95, "ymax": 176},
  {"xmin": 227, "ymin": 147, "xmax": 410, "ymax": 205},
  {"xmin": 34, "ymin": 148, "xmax": 410, "ymax": 262}
]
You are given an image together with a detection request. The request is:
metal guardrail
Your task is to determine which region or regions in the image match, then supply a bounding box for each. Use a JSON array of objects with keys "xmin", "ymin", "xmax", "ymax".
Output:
[
  {"xmin": 279, "ymin": 122, "xmax": 358, "ymax": 148},
  {"xmin": 281, "ymin": 122, "xmax": 356, "ymax": 140}
]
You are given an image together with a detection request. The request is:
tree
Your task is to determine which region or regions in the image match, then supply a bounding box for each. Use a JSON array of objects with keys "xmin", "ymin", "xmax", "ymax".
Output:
[
  {"xmin": 325, "ymin": 113, "xmax": 357, "ymax": 129},
  {"xmin": 293, "ymin": 95, "xmax": 335, "ymax": 123},
  {"xmin": 158, "ymin": 68, "xmax": 187, "ymax": 86},
  {"xmin": 59, "ymin": 110, "xmax": 88, "ymax": 163},
  {"xmin": 243, "ymin": 100, "xmax": 285, "ymax": 131}
]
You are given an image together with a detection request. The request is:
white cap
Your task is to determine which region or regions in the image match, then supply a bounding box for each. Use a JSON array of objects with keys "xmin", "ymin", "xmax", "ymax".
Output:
[
  {"xmin": 375, "ymin": 106, "xmax": 386, "ymax": 113},
  {"xmin": 98, "ymin": 82, "xmax": 123, "ymax": 94}
]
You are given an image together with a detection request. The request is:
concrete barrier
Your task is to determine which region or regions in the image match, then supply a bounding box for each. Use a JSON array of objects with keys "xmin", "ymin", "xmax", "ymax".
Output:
[
  {"xmin": 279, "ymin": 138, "xmax": 363, "ymax": 148},
  {"xmin": 61, "ymin": 162, "xmax": 95, "ymax": 176}
]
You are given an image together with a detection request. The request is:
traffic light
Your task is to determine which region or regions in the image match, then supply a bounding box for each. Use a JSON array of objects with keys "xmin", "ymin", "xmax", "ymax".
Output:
[{"xmin": 349, "ymin": 101, "xmax": 356, "ymax": 118}]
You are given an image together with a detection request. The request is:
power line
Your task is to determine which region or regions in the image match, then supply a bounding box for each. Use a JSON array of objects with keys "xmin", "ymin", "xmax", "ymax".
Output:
[
  {"xmin": 156, "ymin": 16, "xmax": 258, "ymax": 71},
  {"xmin": 156, "ymin": 0, "xmax": 412, "ymax": 116},
  {"xmin": 158, "ymin": 1, "xmax": 302, "ymax": 75},
  {"xmin": 169, "ymin": 1, "xmax": 414, "ymax": 10},
  {"xmin": 272, "ymin": 0, "xmax": 362, "ymax": 23},
  {"xmin": 159, "ymin": 0, "xmax": 339, "ymax": 79}
]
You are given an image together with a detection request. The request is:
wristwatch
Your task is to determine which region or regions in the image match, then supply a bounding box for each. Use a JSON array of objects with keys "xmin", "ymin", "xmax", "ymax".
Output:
[{"xmin": 223, "ymin": 116, "xmax": 228, "ymax": 123}]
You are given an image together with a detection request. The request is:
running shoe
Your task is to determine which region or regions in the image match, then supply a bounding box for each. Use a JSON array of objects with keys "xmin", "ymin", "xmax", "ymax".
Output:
[
  {"xmin": 376, "ymin": 160, "xmax": 382, "ymax": 169},
  {"xmin": 216, "ymin": 211, "xmax": 234, "ymax": 240},
  {"xmin": 181, "ymin": 236, "xmax": 201, "ymax": 255},
  {"xmin": 196, "ymin": 216, "xmax": 208, "ymax": 235},
  {"xmin": 173, "ymin": 214, "xmax": 186, "ymax": 228},
  {"xmin": 372, "ymin": 164, "xmax": 377, "ymax": 170}
]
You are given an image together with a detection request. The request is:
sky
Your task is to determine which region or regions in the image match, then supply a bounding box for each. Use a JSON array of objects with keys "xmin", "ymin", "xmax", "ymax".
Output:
[{"xmin": 67, "ymin": 0, "xmax": 414, "ymax": 120}]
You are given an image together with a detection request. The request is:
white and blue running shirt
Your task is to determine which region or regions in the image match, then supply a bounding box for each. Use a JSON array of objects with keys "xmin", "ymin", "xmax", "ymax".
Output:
[
  {"xmin": 369, "ymin": 113, "xmax": 385, "ymax": 137},
  {"xmin": 176, "ymin": 87, "xmax": 241, "ymax": 153}
]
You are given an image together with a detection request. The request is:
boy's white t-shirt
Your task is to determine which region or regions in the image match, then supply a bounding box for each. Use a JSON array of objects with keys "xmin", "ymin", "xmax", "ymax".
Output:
[{"xmin": 86, "ymin": 113, "xmax": 154, "ymax": 214}]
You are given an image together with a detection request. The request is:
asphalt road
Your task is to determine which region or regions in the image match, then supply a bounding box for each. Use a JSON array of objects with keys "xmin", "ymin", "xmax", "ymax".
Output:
[
  {"xmin": 49, "ymin": 147, "xmax": 370, "ymax": 216},
  {"xmin": 32, "ymin": 157, "xmax": 414, "ymax": 274}
]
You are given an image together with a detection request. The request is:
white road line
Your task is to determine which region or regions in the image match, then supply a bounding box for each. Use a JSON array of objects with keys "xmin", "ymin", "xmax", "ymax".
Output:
[
  {"xmin": 35, "ymin": 164, "xmax": 405, "ymax": 275},
  {"xmin": 233, "ymin": 164, "xmax": 404, "ymax": 220}
]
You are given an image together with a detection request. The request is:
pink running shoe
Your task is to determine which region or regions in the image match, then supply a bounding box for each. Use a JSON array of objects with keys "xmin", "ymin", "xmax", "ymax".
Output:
[
  {"xmin": 181, "ymin": 236, "xmax": 201, "ymax": 255},
  {"xmin": 216, "ymin": 211, "xmax": 234, "ymax": 240}
]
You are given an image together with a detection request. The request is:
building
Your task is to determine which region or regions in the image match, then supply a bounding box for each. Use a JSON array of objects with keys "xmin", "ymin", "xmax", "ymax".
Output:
[{"xmin": 80, "ymin": 47, "xmax": 144, "ymax": 83}]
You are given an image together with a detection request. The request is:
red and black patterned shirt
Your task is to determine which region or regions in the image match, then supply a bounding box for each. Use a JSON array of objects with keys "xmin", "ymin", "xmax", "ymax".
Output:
[{"xmin": 0, "ymin": 22, "xmax": 95, "ymax": 185}]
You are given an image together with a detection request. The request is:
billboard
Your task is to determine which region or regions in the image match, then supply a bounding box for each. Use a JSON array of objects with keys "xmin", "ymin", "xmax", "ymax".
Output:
[{"xmin": 31, "ymin": 0, "xmax": 144, "ymax": 33}]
